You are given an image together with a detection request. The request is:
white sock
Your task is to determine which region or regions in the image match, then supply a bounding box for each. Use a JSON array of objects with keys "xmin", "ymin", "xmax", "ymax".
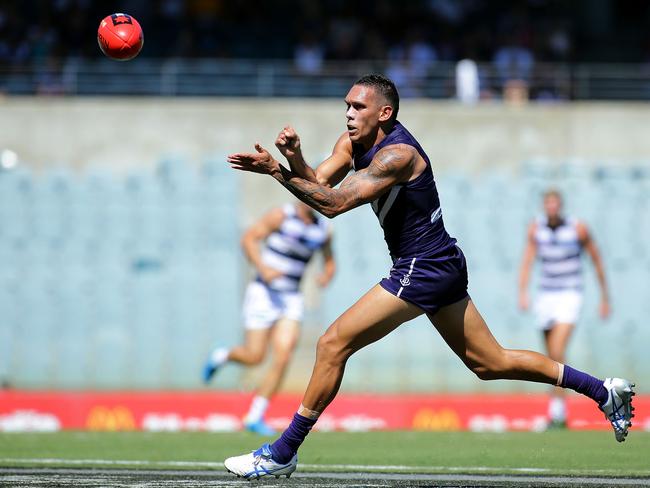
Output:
[
  {"xmin": 548, "ymin": 397, "xmax": 567, "ymax": 422},
  {"xmin": 244, "ymin": 395, "xmax": 270, "ymax": 424},
  {"xmin": 210, "ymin": 347, "xmax": 229, "ymax": 366}
]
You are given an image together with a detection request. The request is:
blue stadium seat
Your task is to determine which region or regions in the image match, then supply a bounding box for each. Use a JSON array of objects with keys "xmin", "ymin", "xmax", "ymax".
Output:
[
  {"xmin": 0, "ymin": 169, "xmax": 32, "ymax": 242},
  {"xmin": 556, "ymin": 159, "xmax": 594, "ymax": 182},
  {"xmin": 520, "ymin": 157, "xmax": 556, "ymax": 180},
  {"xmin": 6, "ymin": 158, "xmax": 648, "ymax": 391}
]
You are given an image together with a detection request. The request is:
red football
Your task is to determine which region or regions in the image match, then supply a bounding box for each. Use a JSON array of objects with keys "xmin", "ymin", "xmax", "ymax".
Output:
[{"xmin": 97, "ymin": 13, "xmax": 143, "ymax": 61}]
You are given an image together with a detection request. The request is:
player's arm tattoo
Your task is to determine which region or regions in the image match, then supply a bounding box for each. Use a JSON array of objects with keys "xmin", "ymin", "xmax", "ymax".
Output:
[
  {"xmin": 271, "ymin": 145, "xmax": 413, "ymax": 218},
  {"xmin": 274, "ymin": 164, "xmax": 341, "ymax": 215}
]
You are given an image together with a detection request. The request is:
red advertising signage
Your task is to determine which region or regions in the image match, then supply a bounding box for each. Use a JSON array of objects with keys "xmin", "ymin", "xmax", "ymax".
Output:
[{"xmin": 0, "ymin": 391, "xmax": 646, "ymax": 433}]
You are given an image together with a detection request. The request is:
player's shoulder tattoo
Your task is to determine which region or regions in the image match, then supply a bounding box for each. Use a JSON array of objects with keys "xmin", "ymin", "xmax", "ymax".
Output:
[{"xmin": 370, "ymin": 144, "xmax": 417, "ymax": 177}]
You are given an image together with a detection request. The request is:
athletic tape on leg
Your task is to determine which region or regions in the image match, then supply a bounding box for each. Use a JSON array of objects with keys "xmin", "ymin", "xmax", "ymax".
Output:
[
  {"xmin": 297, "ymin": 403, "xmax": 320, "ymax": 420},
  {"xmin": 556, "ymin": 363, "xmax": 564, "ymax": 387}
]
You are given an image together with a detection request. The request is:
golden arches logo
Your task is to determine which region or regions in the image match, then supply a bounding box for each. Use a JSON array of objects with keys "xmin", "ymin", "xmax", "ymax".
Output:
[
  {"xmin": 86, "ymin": 406, "xmax": 136, "ymax": 431},
  {"xmin": 412, "ymin": 408, "xmax": 461, "ymax": 431}
]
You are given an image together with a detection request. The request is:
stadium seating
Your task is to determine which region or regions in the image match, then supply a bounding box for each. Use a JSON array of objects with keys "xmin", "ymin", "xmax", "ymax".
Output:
[{"xmin": 0, "ymin": 160, "xmax": 647, "ymax": 392}]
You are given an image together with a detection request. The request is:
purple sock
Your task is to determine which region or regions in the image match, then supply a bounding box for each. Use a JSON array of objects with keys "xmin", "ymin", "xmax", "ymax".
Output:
[
  {"xmin": 561, "ymin": 365, "xmax": 608, "ymax": 405},
  {"xmin": 270, "ymin": 413, "xmax": 317, "ymax": 463}
]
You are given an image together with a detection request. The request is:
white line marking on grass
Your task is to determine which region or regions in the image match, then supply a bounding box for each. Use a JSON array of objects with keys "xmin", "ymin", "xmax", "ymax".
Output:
[
  {"xmin": 2, "ymin": 458, "xmax": 650, "ymax": 477},
  {"xmin": 302, "ymin": 463, "xmax": 551, "ymax": 473},
  {"xmin": 3, "ymin": 468, "xmax": 650, "ymax": 487},
  {"xmin": 0, "ymin": 458, "xmax": 223, "ymax": 468}
]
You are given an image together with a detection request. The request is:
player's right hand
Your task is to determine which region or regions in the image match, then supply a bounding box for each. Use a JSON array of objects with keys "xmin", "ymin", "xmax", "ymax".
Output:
[
  {"xmin": 275, "ymin": 125, "xmax": 302, "ymax": 160},
  {"xmin": 259, "ymin": 265, "xmax": 283, "ymax": 284}
]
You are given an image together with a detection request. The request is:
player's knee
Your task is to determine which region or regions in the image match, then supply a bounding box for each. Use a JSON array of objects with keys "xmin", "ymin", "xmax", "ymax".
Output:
[
  {"xmin": 316, "ymin": 329, "xmax": 347, "ymax": 364},
  {"xmin": 467, "ymin": 350, "xmax": 512, "ymax": 381},
  {"xmin": 272, "ymin": 349, "xmax": 294, "ymax": 369},
  {"xmin": 316, "ymin": 332, "xmax": 337, "ymax": 359},
  {"xmin": 470, "ymin": 364, "xmax": 499, "ymax": 381},
  {"xmin": 245, "ymin": 348, "xmax": 266, "ymax": 365}
]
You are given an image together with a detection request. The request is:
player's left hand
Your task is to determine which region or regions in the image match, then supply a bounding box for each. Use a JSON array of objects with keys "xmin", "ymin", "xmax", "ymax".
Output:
[
  {"xmin": 228, "ymin": 143, "xmax": 280, "ymax": 175},
  {"xmin": 599, "ymin": 299, "xmax": 611, "ymax": 320},
  {"xmin": 275, "ymin": 125, "xmax": 302, "ymax": 161}
]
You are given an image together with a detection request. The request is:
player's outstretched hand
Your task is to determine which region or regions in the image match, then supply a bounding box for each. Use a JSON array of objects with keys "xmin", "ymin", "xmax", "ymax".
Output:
[
  {"xmin": 228, "ymin": 143, "xmax": 280, "ymax": 175},
  {"xmin": 275, "ymin": 125, "xmax": 302, "ymax": 161}
]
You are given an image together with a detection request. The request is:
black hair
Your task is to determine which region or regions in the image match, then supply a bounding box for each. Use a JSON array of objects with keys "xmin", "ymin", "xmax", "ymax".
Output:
[{"xmin": 353, "ymin": 74, "xmax": 399, "ymax": 122}]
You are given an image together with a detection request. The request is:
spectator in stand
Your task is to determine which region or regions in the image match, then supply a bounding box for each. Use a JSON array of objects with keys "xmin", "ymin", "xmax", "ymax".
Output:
[{"xmin": 294, "ymin": 31, "xmax": 325, "ymax": 75}]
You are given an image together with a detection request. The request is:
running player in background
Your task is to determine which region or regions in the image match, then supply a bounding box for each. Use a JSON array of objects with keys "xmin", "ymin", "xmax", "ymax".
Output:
[
  {"xmin": 203, "ymin": 201, "xmax": 335, "ymax": 435},
  {"xmin": 223, "ymin": 74, "xmax": 634, "ymax": 479},
  {"xmin": 519, "ymin": 188, "xmax": 610, "ymax": 429}
]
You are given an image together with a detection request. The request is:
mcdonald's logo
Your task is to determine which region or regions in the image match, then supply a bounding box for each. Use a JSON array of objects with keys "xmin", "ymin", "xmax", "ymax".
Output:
[
  {"xmin": 86, "ymin": 406, "xmax": 136, "ymax": 431},
  {"xmin": 412, "ymin": 408, "xmax": 461, "ymax": 431}
]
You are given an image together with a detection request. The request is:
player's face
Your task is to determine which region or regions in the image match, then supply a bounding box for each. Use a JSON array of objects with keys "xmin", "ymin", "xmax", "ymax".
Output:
[
  {"xmin": 344, "ymin": 85, "xmax": 392, "ymax": 144},
  {"xmin": 543, "ymin": 194, "xmax": 562, "ymax": 218}
]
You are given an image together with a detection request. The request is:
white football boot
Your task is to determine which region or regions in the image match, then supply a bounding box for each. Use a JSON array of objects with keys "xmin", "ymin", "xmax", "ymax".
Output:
[
  {"xmin": 599, "ymin": 378, "xmax": 635, "ymax": 442},
  {"xmin": 224, "ymin": 443, "xmax": 297, "ymax": 480}
]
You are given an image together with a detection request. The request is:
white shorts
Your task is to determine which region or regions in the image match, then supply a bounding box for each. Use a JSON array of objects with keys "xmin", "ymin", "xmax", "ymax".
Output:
[
  {"xmin": 534, "ymin": 289, "xmax": 583, "ymax": 330},
  {"xmin": 242, "ymin": 281, "xmax": 304, "ymax": 330}
]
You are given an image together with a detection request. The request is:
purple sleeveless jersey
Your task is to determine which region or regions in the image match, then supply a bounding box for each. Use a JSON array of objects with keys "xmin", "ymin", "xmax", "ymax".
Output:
[
  {"xmin": 352, "ymin": 121, "xmax": 456, "ymax": 258},
  {"xmin": 352, "ymin": 121, "xmax": 468, "ymax": 314}
]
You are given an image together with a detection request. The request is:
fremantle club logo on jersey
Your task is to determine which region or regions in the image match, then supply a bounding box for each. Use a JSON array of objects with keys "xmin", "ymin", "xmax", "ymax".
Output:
[{"xmin": 400, "ymin": 275, "xmax": 411, "ymax": 286}]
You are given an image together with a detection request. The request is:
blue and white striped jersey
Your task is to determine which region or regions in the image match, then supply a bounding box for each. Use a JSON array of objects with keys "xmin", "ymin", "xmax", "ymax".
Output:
[
  {"xmin": 258, "ymin": 204, "xmax": 331, "ymax": 292},
  {"xmin": 534, "ymin": 216, "xmax": 583, "ymax": 291}
]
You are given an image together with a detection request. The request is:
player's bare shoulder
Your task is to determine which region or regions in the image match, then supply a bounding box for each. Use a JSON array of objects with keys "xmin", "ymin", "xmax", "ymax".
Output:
[
  {"xmin": 334, "ymin": 131, "xmax": 354, "ymax": 157},
  {"xmin": 372, "ymin": 143, "xmax": 422, "ymax": 182}
]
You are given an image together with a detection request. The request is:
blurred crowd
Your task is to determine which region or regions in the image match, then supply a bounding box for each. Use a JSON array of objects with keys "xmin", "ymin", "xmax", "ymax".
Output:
[
  {"xmin": 3, "ymin": 0, "xmax": 650, "ymax": 64},
  {"xmin": 1, "ymin": 0, "xmax": 650, "ymax": 99}
]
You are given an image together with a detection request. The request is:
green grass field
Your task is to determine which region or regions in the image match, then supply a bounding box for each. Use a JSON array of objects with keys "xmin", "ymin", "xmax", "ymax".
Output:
[{"xmin": 1, "ymin": 431, "xmax": 649, "ymax": 477}]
